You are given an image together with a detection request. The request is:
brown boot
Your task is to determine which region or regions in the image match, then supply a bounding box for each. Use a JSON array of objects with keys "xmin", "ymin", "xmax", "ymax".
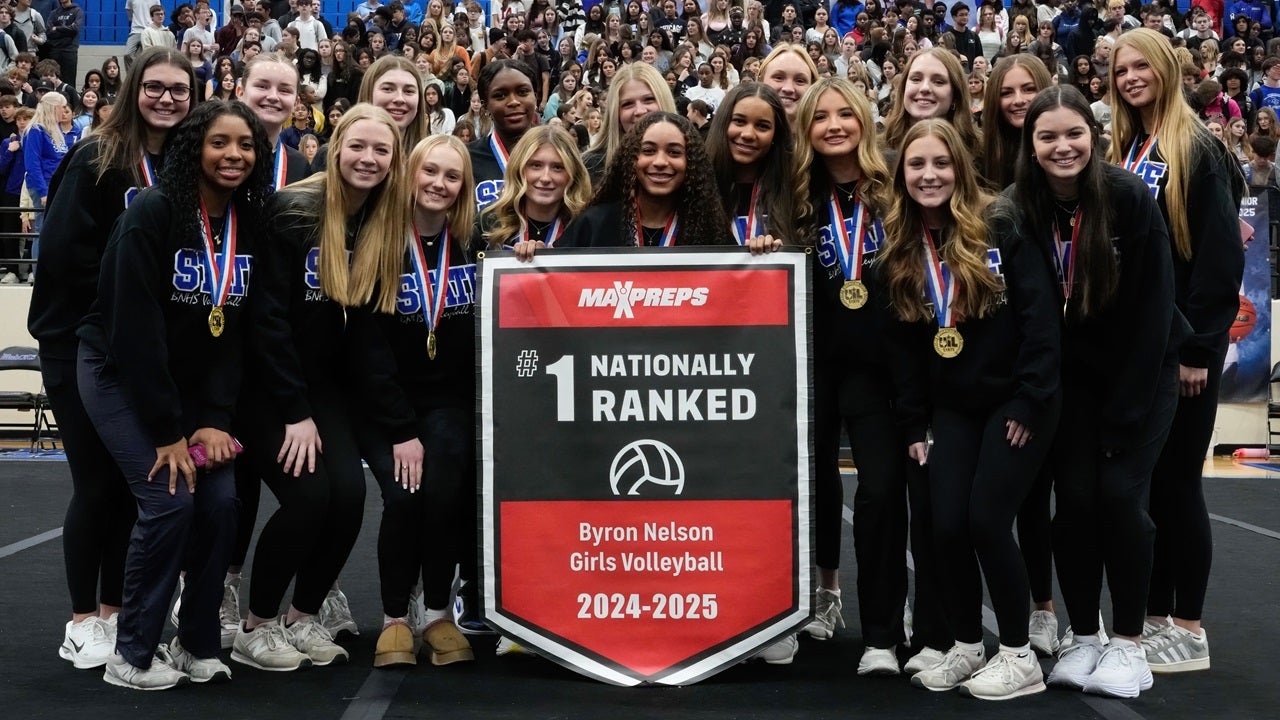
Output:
[
  {"xmin": 373, "ymin": 622, "xmax": 416, "ymax": 668},
  {"xmin": 423, "ymin": 620, "xmax": 475, "ymax": 666}
]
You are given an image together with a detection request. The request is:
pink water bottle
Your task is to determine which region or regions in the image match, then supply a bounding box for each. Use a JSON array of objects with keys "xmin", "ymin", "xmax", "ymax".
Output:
[{"xmin": 1232, "ymin": 448, "xmax": 1270, "ymax": 459}]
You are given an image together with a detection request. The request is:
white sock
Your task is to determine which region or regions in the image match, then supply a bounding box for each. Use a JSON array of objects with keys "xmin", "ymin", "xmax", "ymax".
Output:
[
  {"xmin": 1111, "ymin": 637, "xmax": 1138, "ymax": 649},
  {"xmin": 1000, "ymin": 643, "xmax": 1032, "ymax": 657},
  {"xmin": 820, "ymin": 586, "xmax": 841, "ymax": 596},
  {"xmin": 957, "ymin": 640, "xmax": 984, "ymax": 655},
  {"xmin": 383, "ymin": 615, "xmax": 408, "ymax": 629},
  {"xmin": 424, "ymin": 608, "xmax": 449, "ymax": 626},
  {"xmin": 225, "ymin": 572, "xmax": 241, "ymax": 584}
]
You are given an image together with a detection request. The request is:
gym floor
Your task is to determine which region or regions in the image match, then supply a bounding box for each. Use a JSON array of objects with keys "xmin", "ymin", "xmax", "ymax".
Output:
[{"xmin": 1, "ymin": 458, "xmax": 1276, "ymax": 720}]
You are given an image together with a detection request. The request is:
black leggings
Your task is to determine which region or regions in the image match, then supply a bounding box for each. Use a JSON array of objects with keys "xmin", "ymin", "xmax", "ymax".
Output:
[
  {"xmin": 1017, "ymin": 471, "xmax": 1055, "ymax": 604},
  {"xmin": 1054, "ymin": 370, "xmax": 1175, "ymax": 638},
  {"xmin": 229, "ymin": 453, "xmax": 259, "ymax": 569},
  {"xmin": 363, "ymin": 406, "xmax": 476, "ymax": 615},
  {"xmin": 42, "ymin": 354, "xmax": 135, "ymax": 614},
  {"xmin": 242, "ymin": 390, "xmax": 366, "ymax": 618},
  {"xmin": 929, "ymin": 400, "xmax": 1060, "ymax": 646},
  {"xmin": 815, "ymin": 365, "xmax": 910, "ymax": 648},
  {"xmin": 1147, "ymin": 357, "xmax": 1223, "ymax": 622}
]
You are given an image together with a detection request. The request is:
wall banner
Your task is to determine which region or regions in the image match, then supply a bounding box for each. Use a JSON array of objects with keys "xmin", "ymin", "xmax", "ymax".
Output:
[
  {"xmin": 1221, "ymin": 190, "xmax": 1272, "ymax": 403},
  {"xmin": 477, "ymin": 248, "xmax": 814, "ymax": 686}
]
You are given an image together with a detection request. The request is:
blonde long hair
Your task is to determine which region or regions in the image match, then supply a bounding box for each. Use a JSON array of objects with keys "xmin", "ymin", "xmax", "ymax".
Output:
[
  {"xmin": 285, "ymin": 104, "xmax": 411, "ymax": 312},
  {"xmin": 882, "ymin": 48, "xmax": 979, "ymax": 153},
  {"xmin": 592, "ymin": 63, "xmax": 676, "ymax": 161},
  {"xmin": 359, "ymin": 55, "xmax": 431, "ymax": 152},
  {"xmin": 880, "ymin": 119, "xmax": 1002, "ymax": 322},
  {"xmin": 483, "ymin": 126, "xmax": 591, "ymax": 247},
  {"xmin": 1107, "ymin": 29, "xmax": 1209, "ymax": 260},
  {"xmin": 30, "ymin": 92, "xmax": 69, "ymax": 150},
  {"xmin": 408, "ymin": 134, "xmax": 477, "ymax": 250},
  {"xmin": 793, "ymin": 78, "xmax": 892, "ymax": 240}
]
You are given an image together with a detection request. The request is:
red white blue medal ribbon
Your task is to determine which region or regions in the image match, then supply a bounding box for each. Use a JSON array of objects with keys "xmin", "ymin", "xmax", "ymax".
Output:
[
  {"xmin": 730, "ymin": 182, "xmax": 762, "ymax": 246},
  {"xmin": 199, "ymin": 199, "xmax": 238, "ymax": 309},
  {"xmin": 1052, "ymin": 209, "xmax": 1081, "ymax": 302},
  {"xmin": 408, "ymin": 224, "xmax": 451, "ymax": 338},
  {"xmin": 273, "ymin": 138, "xmax": 288, "ymax": 190},
  {"xmin": 139, "ymin": 152, "xmax": 157, "ymax": 186},
  {"xmin": 524, "ymin": 215, "xmax": 563, "ymax": 247},
  {"xmin": 636, "ymin": 198, "xmax": 679, "ymax": 247},
  {"xmin": 1122, "ymin": 133, "xmax": 1158, "ymax": 173},
  {"xmin": 921, "ymin": 227, "xmax": 956, "ymax": 328},
  {"xmin": 830, "ymin": 191, "xmax": 867, "ymax": 282},
  {"xmin": 490, "ymin": 133, "xmax": 509, "ymax": 173}
]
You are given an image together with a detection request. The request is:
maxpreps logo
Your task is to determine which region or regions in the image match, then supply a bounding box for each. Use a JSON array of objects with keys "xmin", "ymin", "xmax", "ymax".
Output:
[{"xmin": 577, "ymin": 281, "xmax": 710, "ymax": 319}]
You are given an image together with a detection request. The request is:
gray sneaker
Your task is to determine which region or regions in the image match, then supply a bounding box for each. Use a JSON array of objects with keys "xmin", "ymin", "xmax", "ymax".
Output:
[
  {"xmin": 286, "ymin": 616, "xmax": 350, "ymax": 666},
  {"xmin": 218, "ymin": 576, "xmax": 241, "ymax": 649},
  {"xmin": 1029, "ymin": 610, "xmax": 1060, "ymax": 657},
  {"xmin": 1145, "ymin": 625, "xmax": 1210, "ymax": 674},
  {"xmin": 159, "ymin": 636, "xmax": 231, "ymax": 683},
  {"xmin": 231, "ymin": 619, "xmax": 313, "ymax": 672},
  {"xmin": 752, "ymin": 634, "xmax": 799, "ymax": 665},
  {"xmin": 910, "ymin": 644, "xmax": 985, "ymax": 691},
  {"xmin": 803, "ymin": 587, "xmax": 845, "ymax": 640},
  {"xmin": 102, "ymin": 652, "xmax": 189, "ymax": 691},
  {"xmin": 319, "ymin": 586, "xmax": 360, "ymax": 638}
]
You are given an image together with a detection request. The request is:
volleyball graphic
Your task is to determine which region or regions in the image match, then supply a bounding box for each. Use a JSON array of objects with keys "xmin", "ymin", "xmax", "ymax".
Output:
[
  {"xmin": 609, "ymin": 440, "xmax": 686, "ymax": 496},
  {"xmin": 1231, "ymin": 295, "xmax": 1257, "ymax": 343}
]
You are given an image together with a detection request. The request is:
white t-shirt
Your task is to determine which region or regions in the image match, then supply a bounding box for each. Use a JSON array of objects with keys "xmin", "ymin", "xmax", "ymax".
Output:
[
  {"xmin": 685, "ymin": 84, "xmax": 725, "ymax": 111},
  {"xmin": 288, "ymin": 16, "xmax": 327, "ymax": 51}
]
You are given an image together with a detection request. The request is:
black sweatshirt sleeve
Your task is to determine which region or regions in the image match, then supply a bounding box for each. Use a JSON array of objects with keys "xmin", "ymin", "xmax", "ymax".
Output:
[
  {"xmin": 345, "ymin": 302, "xmax": 420, "ymax": 444},
  {"xmin": 247, "ymin": 210, "xmax": 314, "ymax": 424},
  {"xmin": 994, "ymin": 214, "xmax": 1061, "ymax": 431},
  {"xmin": 1180, "ymin": 142, "xmax": 1246, "ymax": 368},
  {"xmin": 1098, "ymin": 173, "xmax": 1177, "ymax": 443},
  {"xmin": 99, "ymin": 195, "xmax": 184, "ymax": 447}
]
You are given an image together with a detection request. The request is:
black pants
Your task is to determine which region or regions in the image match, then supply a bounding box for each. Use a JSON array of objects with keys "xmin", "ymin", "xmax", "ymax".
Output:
[
  {"xmin": 1054, "ymin": 368, "xmax": 1176, "ymax": 638},
  {"xmin": 48, "ymin": 49, "xmax": 77, "ymax": 95},
  {"xmin": 241, "ymin": 389, "xmax": 365, "ymax": 618},
  {"xmin": 1018, "ymin": 470, "xmax": 1055, "ymax": 604},
  {"xmin": 929, "ymin": 399, "xmax": 1060, "ymax": 646},
  {"xmin": 42, "ymin": 353, "xmax": 135, "ymax": 614},
  {"xmin": 230, "ymin": 453, "xmax": 259, "ymax": 569},
  {"xmin": 815, "ymin": 365, "xmax": 910, "ymax": 648},
  {"xmin": 363, "ymin": 405, "xmax": 476, "ymax": 615},
  {"xmin": 79, "ymin": 346, "xmax": 237, "ymax": 665},
  {"xmin": 906, "ymin": 460, "xmax": 951, "ymax": 652},
  {"xmin": 1147, "ymin": 356, "xmax": 1224, "ymax": 622},
  {"xmin": 1, "ymin": 190, "xmax": 20, "ymax": 275}
]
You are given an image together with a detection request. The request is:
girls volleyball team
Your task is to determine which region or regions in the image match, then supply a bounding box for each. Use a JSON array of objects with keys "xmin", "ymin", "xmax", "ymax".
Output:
[{"xmin": 28, "ymin": 26, "xmax": 1239, "ymax": 702}]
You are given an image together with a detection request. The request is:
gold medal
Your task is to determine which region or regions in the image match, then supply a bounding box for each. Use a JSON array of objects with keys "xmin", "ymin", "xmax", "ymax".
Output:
[
  {"xmin": 933, "ymin": 327, "xmax": 963, "ymax": 358},
  {"xmin": 427, "ymin": 330, "xmax": 437, "ymax": 360},
  {"xmin": 208, "ymin": 306, "xmax": 225, "ymax": 338},
  {"xmin": 840, "ymin": 280, "xmax": 868, "ymax": 310}
]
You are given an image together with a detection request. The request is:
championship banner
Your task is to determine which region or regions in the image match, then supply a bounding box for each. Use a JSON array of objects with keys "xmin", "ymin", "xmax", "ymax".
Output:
[
  {"xmin": 1221, "ymin": 190, "xmax": 1272, "ymax": 403},
  {"xmin": 477, "ymin": 248, "xmax": 813, "ymax": 687}
]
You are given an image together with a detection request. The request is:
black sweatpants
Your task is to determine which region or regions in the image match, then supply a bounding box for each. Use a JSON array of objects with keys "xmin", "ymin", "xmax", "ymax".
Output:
[
  {"xmin": 1147, "ymin": 356, "xmax": 1224, "ymax": 622},
  {"xmin": 929, "ymin": 399, "xmax": 1060, "ymax": 647},
  {"xmin": 1053, "ymin": 367, "xmax": 1176, "ymax": 639},
  {"xmin": 362, "ymin": 405, "xmax": 476, "ymax": 615},
  {"xmin": 42, "ymin": 353, "xmax": 135, "ymax": 614},
  {"xmin": 241, "ymin": 389, "xmax": 366, "ymax": 618},
  {"xmin": 815, "ymin": 365, "xmax": 910, "ymax": 648}
]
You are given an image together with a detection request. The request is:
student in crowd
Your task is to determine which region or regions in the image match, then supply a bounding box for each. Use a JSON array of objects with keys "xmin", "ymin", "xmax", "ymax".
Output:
[
  {"xmin": 313, "ymin": 54, "xmax": 427, "ymax": 172},
  {"xmin": 883, "ymin": 48, "xmax": 981, "ymax": 155},
  {"xmin": 28, "ymin": 46, "xmax": 195, "ymax": 674},
  {"xmin": 468, "ymin": 58, "xmax": 539, "ymax": 214},
  {"xmin": 1106, "ymin": 28, "xmax": 1244, "ymax": 679},
  {"xmin": 0, "ymin": 103, "xmax": 30, "ymax": 284},
  {"xmin": 880, "ymin": 118, "xmax": 1061, "ymax": 700},
  {"xmin": 581, "ymin": 62, "xmax": 674, "ymax": 185},
  {"xmin": 478, "ymin": 124, "xmax": 591, "ymax": 259},
  {"xmin": 78, "ymin": 98, "xmax": 271, "ymax": 690},
  {"xmin": 980, "ymin": 55, "xmax": 1052, "ymax": 191},
  {"xmin": 1004, "ymin": 85, "xmax": 1179, "ymax": 701},
  {"xmin": 561, "ymin": 112, "xmax": 731, "ymax": 248},
  {"xmin": 348, "ymin": 134, "xmax": 480, "ymax": 668},
  {"xmin": 24, "ymin": 89, "xmax": 79, "ymax": 243}
]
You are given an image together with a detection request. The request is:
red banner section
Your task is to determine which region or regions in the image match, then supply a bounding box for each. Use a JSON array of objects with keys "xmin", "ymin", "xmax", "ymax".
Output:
[
  {"xmin": 497, "ymin": 269, "xmax": 791, "ymax": 328},
  {"xmin": 499, "ymin": 499, "xmax": 795, "ymax": 678}
]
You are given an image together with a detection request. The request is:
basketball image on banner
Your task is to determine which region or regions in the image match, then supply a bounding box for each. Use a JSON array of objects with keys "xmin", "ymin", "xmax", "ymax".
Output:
[
  {"xmin": 477, "ymin": 247, "xmax": 814, "ymax": 686},
  {"xmin": 1220, "ymin": 192, "xmax": 1271, "ymax": 402}
]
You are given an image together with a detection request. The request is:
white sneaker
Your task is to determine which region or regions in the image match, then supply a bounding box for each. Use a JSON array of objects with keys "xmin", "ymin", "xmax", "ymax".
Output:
[
  {"xmin": 804, "ymin": 587, "xmax": 845, "ymax": 640},
  {"xmin": 285, "ymin": 615, "xmax": 349, "ymax": 666},
  {"xmin": 159, "ymin": 636, "xmax": 231, "ymax": 683},
  {"xmin": 959, "ymin": 646, "xmax": 1046, "ymax": 700},
  {"xmin": 231, "ymin": 619, "xmax": 313, "ymax": 671},
  {"xmin": 0, "ymin": 272, "xmax": 17, "ymax": 284},
  {"xmin": 59, "ymin": 616, "xmax": 115, "ymax": 669},
  {"xmin": 1060, "ymin": 612, "xmax": 1108, "ymax": 651},
  {"xmin": 1028, "ymin": 610, "xmax": 1060, "ymax": 657},
  {"xmin": 903, "ymin": 601, "xmax": 914, "ymax": 648},
  {"xmin": 1145, "ymin": 625, "xmax": 1210, "ymax": 674},
  {"xmin": 319, "ymin": 586, "xmax": 359, "ymax": 638},
  {"xmin": 407, "ymin": 587, "xmax": 427, "ymax": 635},
  {"xmin": 102, "ymin": 652, "xmax": 189, "ymax": 691},
  {"xmin": 495, "ymin": 636, "xmax": 539, "ymax": 656},
  {"xmin": 857, "ymin": 646, "xmax": 900, "ymax": 676},
  {"xmin": 752, "ymin": 634, "xmax": 799, "ymax": 665},
  {"xmin": 1048, "ymin": 637, "xmax": 1104, "ymax": 689},
  {"xmin": 1083, "ymin": 640, "xmax": 1153, "ymax": 698},
  {"xmin": 169, "ymin": 576, "xmax": 185, "ymax": 629},
  {"xmin": 910, "ymin": 643, "xmax": 985, "ymax": 691},
  {"xmin": 903, "ymin": 646, "xmax": 946, "ymax": 674},
  {"xmin": 218, "ymin": 576, "xmax": 241, "ymax": 649}
]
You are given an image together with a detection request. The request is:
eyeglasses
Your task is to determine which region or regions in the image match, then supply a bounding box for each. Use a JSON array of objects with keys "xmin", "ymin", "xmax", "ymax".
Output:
[{"xmin": 141, "ymin": 81, "xmax": 192, "ymax": 101}]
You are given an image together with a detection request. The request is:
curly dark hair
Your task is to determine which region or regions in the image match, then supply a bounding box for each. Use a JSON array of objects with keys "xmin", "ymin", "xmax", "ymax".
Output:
[
  {"xmin": 159, "ymin": 99, "xmax": 274, "ymax": 245},
  {"xmin": 594, "ymin": 112, "xmax": 730, "ymax": 246}
]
